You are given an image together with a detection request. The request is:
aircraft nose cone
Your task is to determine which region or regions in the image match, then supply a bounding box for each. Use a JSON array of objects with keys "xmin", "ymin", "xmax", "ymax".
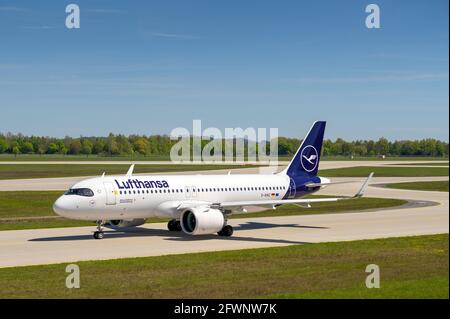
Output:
[{"xmin": 53, "ymin": 197, "xmax": 67, "ymax": 216}]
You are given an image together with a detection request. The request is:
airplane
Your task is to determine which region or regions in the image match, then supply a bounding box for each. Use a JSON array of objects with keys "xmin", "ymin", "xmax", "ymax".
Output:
[{"xmin": 53, "ymin": 121, "xmax": 373, "ymax": 239}]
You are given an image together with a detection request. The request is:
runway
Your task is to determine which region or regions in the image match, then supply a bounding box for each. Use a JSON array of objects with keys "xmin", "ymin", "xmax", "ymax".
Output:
[{"xmin": 0, "ymin": 175, "xmax": 447, "ymax": 268}]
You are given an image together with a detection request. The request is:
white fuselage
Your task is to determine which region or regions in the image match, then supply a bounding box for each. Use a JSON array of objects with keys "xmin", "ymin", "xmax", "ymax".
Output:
[{"xmin": 53, "ymin": 173, "xmax": 296, "ymax": 221}]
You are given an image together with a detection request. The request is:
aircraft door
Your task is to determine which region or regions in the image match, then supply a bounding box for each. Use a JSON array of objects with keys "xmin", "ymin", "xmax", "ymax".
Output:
[
  {"xmin": 104, "ymin": 182, "xmax": 117, "ymax": 205},
  {"xmin": 184, "ymin": 186, "xmax": 191, "ymax": 199}
]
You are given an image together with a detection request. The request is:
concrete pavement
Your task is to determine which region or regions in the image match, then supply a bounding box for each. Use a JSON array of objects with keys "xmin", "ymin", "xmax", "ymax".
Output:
[{"xmin": 0, "ymin": 175, "xmax": 447, "ymax": 268}]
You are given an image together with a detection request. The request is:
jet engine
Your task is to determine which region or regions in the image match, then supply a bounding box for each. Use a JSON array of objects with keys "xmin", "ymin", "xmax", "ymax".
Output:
[
  {"xmin": 180, "ymin": 207, "xmax": 225, "ymax": 235},
  {"xmin": 107, "ymin": 219, "xmax": 146, "ymax": 228}
]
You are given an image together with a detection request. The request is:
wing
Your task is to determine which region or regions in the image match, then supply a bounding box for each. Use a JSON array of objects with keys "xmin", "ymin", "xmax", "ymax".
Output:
[
  {"xmin": 219, "ymin": 172, "xmax": 373, "ymax": 210},
  {"xmin": 163, "ymin": 173, "xmax": 373, "ymax": 216},
  {"xmin": 305, "ymin": 179, "xmax": 369, "ymax": 188}
]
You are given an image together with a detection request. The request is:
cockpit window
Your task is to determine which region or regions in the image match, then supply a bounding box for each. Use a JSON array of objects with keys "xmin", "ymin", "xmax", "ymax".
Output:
[{"xmin": 65, "ymin": 188, "xmax": 94, "ymax": 197}]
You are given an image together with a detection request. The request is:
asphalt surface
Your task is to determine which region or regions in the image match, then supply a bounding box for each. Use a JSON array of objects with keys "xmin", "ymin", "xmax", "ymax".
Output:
[{"xmin": 0, "ymin": 168, "xmax": 448, "ymax": 268}]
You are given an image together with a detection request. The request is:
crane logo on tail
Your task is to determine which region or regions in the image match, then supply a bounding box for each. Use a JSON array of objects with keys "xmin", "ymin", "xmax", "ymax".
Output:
[{"xmin": 300, "ymin": 145, "xmax": 319, "ymax": 172}]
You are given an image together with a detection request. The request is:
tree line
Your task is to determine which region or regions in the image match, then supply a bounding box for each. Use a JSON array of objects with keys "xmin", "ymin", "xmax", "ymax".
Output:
[{"xmin": 0, "ymin": 133, "xmax": 448, "ymax": 158}]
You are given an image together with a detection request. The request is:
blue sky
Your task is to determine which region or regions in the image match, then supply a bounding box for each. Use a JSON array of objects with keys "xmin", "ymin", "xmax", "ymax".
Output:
[{"xmin": 0, "ymin": 0, "xmax": 448, "ymax": 140}]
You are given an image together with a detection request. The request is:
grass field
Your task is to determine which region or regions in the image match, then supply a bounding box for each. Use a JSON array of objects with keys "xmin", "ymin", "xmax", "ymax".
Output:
[
  {"xmin": 319, "ymin": 166, "xmax": 449, "ymax": 177},
  {"xmin": 0, "ymin": 234, "xmax": 447, "ymax": 298},
  {"xmin": 393, "ymin": 162, "xmax": 448, "ymax": 166},
  {"xmin": 321, "ymin": 156, "xmax": 448, "ymax": 161},
  {"xmin": 0, "ymin": 164, "xmax": 257, "ymax": 180},
  {"xmin": 0, "ymin": 191, "xmax": 406, "ymax": 231},
  {"xmin": 385, "ymin": 181, "xmax": 449, "ymax": 192},
  {"xmin": 0, "ymin": 154, "xmax": 447, "ymax": 162},
  {"xmin": 0, "ymin": 154, "xmax": 173, "ymax": 161}
]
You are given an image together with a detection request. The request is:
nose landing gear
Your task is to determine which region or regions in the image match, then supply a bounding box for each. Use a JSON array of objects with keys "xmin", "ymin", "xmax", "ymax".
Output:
[{"xmin": 93, "ymin": 220, "xmax": 105, "ymax": 239}]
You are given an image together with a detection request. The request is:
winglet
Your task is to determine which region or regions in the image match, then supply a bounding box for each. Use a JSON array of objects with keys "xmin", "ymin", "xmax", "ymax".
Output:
[
  {"xmin": 354, "ymin": 172, "xmax": 374, "ymax": 198},
  {"xmin": 126, "ymin": 164, "xmax": 135, "ymax": 177},
  {"xmin": 101, "ymin": 172, "xmax": 105, "ymax": 179}
]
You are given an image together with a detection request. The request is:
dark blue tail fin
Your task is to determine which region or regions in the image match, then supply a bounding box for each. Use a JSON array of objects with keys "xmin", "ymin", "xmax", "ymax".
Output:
[{"xmin": 282, "ymin": 121, "xmax": 326, "ymax": 178}]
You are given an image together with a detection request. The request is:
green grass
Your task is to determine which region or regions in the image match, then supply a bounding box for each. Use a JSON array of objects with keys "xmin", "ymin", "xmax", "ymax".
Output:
[
  {"xmin": 0, "ymin": 164, "xmax": 257, "ymax": 180},
  {"xmin": 270, "ymin": 276, "xmax": 448, "ymax": 298},
  {"xmin": 0, "ymin": 154, "xmax": 173, "ymax": 161},
  {"xmin": 320, "ymin": 166, "xmax": 449, "ymax": 177},
  {"xmin": 385, "ymin": 181, "xmax": 449, "ymax": 192},
  {"xmin": 0, "ymin": 191, "xmax": 64, "ymax": 218},
  {"xmin": 393, "ymin": 162, "xmax": 449, "ymax": 166},
  {"xmin": 0, "ymin": 191, "xmax": 406, "ymax": 231},
  {"xmin": 320, "ymin": 156, "xmax": 449, "ymax": 161},
  {"xmin": 0, "ymin": 234, "xmax": 447, "ymax": 298}
]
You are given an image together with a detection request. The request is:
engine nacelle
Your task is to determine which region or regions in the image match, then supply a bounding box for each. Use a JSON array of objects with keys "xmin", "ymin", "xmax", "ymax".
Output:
[
  {"xmin": 180, "ymin": 208, "xmax": 225, "ymax": 235},
  {"xmin": 107, "ymin": 219, "xmax": 145, "ymax": 228}
]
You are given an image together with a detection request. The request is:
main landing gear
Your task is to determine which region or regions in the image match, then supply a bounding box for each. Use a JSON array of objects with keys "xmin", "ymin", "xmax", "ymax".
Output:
[
  {"xmin": 93, "ymin": 220, "xmax": 104, "ymax": 239},
  {"xmin": 167, "ymin": 219, "xmax": 182, "ymax": 231},
  {"xmin": 217, "ymin": 225, "xmax": 234, "ymax": 237}
]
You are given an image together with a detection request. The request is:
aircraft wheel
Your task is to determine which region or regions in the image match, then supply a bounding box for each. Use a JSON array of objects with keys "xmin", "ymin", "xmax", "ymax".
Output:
[
  {"xmin": 93, "ymin": 231, "xmax": 104, "ymax": 239},
  {"xmin": 167, "ymin": 219, "xmax": 176, "ymax": 231},
  {"xmin": 168, "ymin": 220, "xmax": 182, "ymax": 231},
  {"xmin": 218, "ymin": 225, "xmax": 233, "ymax": 237}
]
